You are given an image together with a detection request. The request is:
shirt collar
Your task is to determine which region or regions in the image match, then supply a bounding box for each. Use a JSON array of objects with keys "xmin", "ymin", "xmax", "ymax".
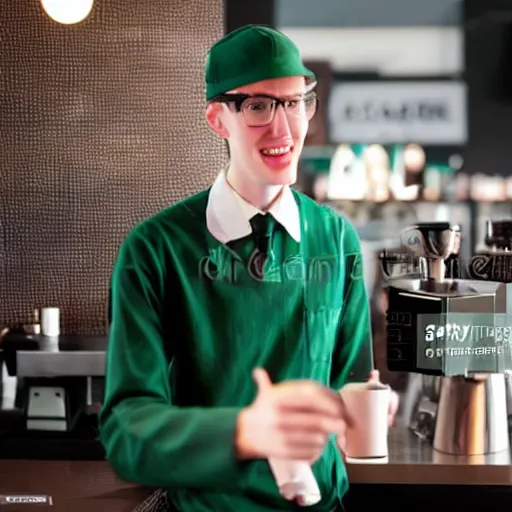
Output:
[{"xmin": 206, "ymin": 172, "xmax": 301, "ymax": 244}]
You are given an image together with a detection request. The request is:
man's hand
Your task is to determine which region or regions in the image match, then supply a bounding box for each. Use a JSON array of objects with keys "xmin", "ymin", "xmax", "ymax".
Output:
[{"xmin": 236, "ymin": 368, "xmax": 354, "ymax": 463}]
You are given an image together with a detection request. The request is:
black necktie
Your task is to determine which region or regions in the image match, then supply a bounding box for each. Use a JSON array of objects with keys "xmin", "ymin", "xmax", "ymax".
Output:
[
  {"xmin": 249, "ymin": 213, "xmax": 273, "ymax": 257},
  {"xmin": 248, "ymin": 213, "xmax": 273, "ymax": 279}
]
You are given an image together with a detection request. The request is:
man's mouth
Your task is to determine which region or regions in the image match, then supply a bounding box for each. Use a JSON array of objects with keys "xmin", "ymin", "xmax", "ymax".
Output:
[{"xmin": 260, "ymin": 146, "xmax": 293, "ymax": 156}]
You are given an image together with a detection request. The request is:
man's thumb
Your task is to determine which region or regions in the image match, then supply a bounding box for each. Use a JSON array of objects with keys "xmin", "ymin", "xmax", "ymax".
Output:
[{"xmin": 253, "ymin": 367, "xmax": 273, "ymax": 393}]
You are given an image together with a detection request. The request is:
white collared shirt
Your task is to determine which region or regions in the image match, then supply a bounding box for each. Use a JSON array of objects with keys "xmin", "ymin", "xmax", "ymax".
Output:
[{"xmin": 206, "ymin": 172, "xmax": 301, "ymax": 244}]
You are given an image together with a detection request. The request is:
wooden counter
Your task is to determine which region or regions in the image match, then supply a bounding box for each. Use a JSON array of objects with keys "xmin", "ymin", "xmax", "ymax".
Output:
[
  {"xmin": 0, "ymin": 460, "xmax": 153, "ymax": 512},
  {"xmin": 2, "ymin": 425, "xmax": 512, "ymax": 511}
]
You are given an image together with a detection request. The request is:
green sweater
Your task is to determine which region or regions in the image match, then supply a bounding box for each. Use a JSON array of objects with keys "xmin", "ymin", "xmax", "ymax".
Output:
[{"xmin": 99, "ymin": 189, "xmax": 373, "ymax": 512}]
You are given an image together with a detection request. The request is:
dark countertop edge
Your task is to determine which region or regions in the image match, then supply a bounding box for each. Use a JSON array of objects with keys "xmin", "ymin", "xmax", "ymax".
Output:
[
  {"xmin": 1, "ymin": 420, "xmax": 512, "ymax": 487},
  {"xmin": 347, "ymin": 463, "xmax": 512, "ymax": 485},
  {"xmin": 0, "ymin": 438, "xmax": 106, "ymax": 461},
  {"xmin": 2, "ymin": 440, "xmax": 512, "ymax": 486},
  {"xmin": 1, "ymin": 456, "xmax": 511, "ymax": 487}
]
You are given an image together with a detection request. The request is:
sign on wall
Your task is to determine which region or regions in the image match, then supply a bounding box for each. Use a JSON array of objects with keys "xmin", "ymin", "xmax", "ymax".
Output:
[
  {"xmin": 276, "ymin": 0, "xmax": 461, "ymax": 28},
  {"xmin": 328, "ymin": 81, "xmax": 468, "ymax": 145}
]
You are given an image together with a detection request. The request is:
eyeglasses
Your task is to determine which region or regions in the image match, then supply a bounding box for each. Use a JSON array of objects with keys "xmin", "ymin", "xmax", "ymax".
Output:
[{"xmin": 211, "ymin": 91, "xmax": 318, "ymax": 127}]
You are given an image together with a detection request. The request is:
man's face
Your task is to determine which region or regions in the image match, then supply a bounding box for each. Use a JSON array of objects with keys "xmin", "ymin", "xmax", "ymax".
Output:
[{"xmin": 207, "ymin": 76, "xmax": 310, "ymax": 188}]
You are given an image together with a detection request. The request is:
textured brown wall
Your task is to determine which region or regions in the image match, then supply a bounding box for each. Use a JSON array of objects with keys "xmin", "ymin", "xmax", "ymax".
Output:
[{"xmin": 0, "ymin": 0, "xmax": 226, "ymax": 335}]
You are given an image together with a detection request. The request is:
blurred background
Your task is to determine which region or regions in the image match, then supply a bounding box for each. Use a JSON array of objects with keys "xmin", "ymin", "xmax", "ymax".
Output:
[
  {"xmin": 267, "ymin": 0, "xmax": 512, "ymax": 387},
  {"xmin": 2, "ymin": 2, "xmax": 512, "ymax": 505},
  {"xmin": 2, "ymin": 0, "xmax": 512, "ymax": 389}
]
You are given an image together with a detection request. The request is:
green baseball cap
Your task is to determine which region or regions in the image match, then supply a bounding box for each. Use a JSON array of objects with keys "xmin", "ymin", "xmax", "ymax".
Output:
[{"xmin": 205, "ymin": 25, "xmax": 316, "ymax": 101}]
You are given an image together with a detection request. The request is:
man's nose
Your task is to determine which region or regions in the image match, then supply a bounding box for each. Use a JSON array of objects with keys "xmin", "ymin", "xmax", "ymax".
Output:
[{"xmin": 269, "ymin": 104, "xmax": 292, "ymax": 137}]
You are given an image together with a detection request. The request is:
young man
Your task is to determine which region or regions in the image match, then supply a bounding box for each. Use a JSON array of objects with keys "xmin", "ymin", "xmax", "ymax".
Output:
[{"xmin": 99, "ymin": 25, "xmax": 398, "ymax": 512}]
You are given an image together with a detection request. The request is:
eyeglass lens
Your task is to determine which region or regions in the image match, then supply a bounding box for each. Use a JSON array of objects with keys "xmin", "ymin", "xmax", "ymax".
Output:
[{"xmin": 241, "ymin": 95, "xmax": 317, "ymax": 127}]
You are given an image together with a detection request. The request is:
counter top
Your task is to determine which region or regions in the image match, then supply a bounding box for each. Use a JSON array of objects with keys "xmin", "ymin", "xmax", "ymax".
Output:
[
  {"xmin": 2, "ymin": 420, "xmax": 512, "ymax": 485},
  {"xmin": 0, "ymin": 459, "xmax": 154, "ymax": 512},
  {"xmin": 347, "ymin": 422, "xmax": 512, "ymax": 485}
]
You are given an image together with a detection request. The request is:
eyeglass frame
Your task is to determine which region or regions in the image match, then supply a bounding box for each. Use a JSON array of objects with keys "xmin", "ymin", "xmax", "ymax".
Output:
[{"xmin": 209, "ymin": 90, "xmax": 319, "ymax": 126}]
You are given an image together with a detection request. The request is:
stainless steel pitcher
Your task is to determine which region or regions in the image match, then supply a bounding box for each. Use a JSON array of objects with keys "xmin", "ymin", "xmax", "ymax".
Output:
[{"xmin": 433, "ymin": 374, "xmax": 509, "ymax": 455}]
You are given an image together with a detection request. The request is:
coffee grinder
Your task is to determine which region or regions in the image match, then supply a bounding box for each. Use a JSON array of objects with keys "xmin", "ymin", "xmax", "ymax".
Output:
[{"xmin": 385, "ymin": 222, "xmax": 511, "ymax": 456}]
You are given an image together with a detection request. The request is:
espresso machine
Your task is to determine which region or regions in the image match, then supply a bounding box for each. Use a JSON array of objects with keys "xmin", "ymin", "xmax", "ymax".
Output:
[
  {"xmin": 379, "ymin": 245, "xmax": 457, "ymax": 439},
  {"xmin": 384, "ymin": 222, "xmax": 512, "ymax": 456},
  {"xmin": 1, "ymin": 332, "xmax": 105, "ymax": 433}
]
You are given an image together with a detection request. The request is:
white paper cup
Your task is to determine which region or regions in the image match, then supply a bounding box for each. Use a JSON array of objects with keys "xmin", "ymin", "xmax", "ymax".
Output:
[
  {"xmin": 268, "ymin": 459, "xmax": 321, "ymax": 506},
  {"xmin": 339, "ymin": 381, "xmax": 390, "ymax": 459},
  {"xmin": 41, "ymin": 307, "xmax": 60, "ymax": 337}
]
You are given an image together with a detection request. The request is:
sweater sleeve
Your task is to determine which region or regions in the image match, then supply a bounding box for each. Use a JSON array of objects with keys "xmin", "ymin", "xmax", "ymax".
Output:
[
  {"xmin": 98, "ymin": 226, "xmax": 247, "ymax": 491},
  {"xmin": 330, "ymin": 219, "xmax": 374, "ymax": 390}
]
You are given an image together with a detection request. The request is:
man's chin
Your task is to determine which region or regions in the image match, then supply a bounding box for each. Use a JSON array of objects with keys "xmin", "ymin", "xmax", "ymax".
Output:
[{"xmin": 265, "ymin": 166, "xmax": 297, "ymax": 186}]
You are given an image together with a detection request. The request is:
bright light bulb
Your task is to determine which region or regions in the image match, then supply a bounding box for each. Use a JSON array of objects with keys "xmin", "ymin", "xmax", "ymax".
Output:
[
  {"xmin": 41, "ymin": 0, "xmax": 94, "ymax": 25},
  {"xmin": 403, "ymin": 143, "xmax": 426, "ymax": 173},
  {"xmin": 363, "ymin": 144, "xmax": 389, "ymax": 168}
]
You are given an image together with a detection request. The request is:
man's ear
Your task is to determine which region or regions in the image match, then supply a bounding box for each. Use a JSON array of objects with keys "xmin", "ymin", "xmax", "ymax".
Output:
[{"xmin": 205, "ymin": 102, "xmax": 229, "ymax": 138}]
